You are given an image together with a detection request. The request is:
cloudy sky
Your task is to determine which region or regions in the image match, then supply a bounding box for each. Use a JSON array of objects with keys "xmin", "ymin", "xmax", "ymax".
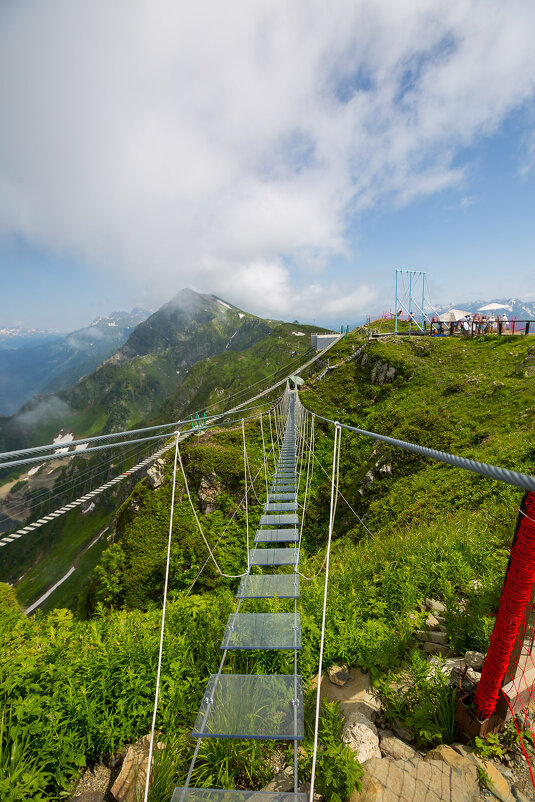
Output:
[{"xmin": 1, "ymin": 0, "xmax": 534, "ymax": 330}]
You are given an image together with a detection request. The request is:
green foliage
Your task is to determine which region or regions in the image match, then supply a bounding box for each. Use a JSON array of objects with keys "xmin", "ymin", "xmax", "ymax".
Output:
[
  {"xmin": 377, "ymin": 651, "xmax": 457, "ymax": 747},
  {"xmin": 2, "ymin": 327, "xmax": 534, "ymax": 798},
  {"xmin": 92, "ymin": 544, "xmax": 126, "ymax": 607},
  {"xmin": 473, "ymin": 733, "xmax": 503, "ymax": 761},
  {"xmin": 476, "ymin": 764, "xmax": 492, "ymax": 789},
  {"xmin": 300, "ymin": 700, "xmax": 363, "ymax": 802}
]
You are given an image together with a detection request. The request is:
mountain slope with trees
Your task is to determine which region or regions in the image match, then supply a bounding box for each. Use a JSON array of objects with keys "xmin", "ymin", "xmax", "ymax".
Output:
[{"xmin": 1, "ymin": 325, "xmax": 534, "ymax": 801}]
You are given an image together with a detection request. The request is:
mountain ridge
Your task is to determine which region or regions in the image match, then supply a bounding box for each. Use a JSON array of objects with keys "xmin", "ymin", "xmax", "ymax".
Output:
[{"xmin": 0, "ymin": 308, "xmax": 151, "ymax": 415}]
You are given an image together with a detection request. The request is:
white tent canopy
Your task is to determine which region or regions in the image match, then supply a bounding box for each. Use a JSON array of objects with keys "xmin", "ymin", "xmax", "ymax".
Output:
[{"xmin": 440, "ymin": 309, "xmax": 469, "ymax": 322}]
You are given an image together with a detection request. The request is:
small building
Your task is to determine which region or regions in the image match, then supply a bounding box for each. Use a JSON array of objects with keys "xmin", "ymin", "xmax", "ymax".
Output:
[{"xmin": 311, "ymin": 333, "xmax": 339, "ymax": 351}]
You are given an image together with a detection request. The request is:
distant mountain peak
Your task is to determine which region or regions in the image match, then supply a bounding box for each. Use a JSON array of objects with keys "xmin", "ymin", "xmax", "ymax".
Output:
[{"xmin": 434, "ymin": 297, "xmax": 535, "ymax": 320}]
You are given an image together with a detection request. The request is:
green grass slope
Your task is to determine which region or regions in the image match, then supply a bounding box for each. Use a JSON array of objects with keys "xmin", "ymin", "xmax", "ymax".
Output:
[{"xmin": 1, "ymin": 327, "xmax": 534, "ymax": 801}]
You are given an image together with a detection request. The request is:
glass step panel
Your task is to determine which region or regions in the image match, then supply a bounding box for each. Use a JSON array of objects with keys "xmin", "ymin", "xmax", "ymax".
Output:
[
  {"xmin": 249, "ymin": 548, "xmax": 299, "ymax": 566},
  {"xmin": 259, "ymin": 514, "xmax": 298, "ymax": 525},
  {"xmin": 192, "ymin": 674, "xmax": 304, "ymax": 740},
  {"xmin": 254, "ymin": 529, "xmax": 299, "ymax": 543},
  {"xmin": 236, "ymin": 573, "xmax": 300, "ymax": 600},
  {"xmin": 268, "ymin": 494, "xmax": 296, "ymax": 501},
  {"xmin": 221, "ymin": 613, "xmax": 302, "ymax": 650},
  {"xmin": 270, "ymin": 485, "xmax": 297, "ymax": 492},
  {"xmin": 171, "ymin": 790, "xmax": 307, "ymax": 802},
  {"xmin": 264, "ymin": 503, "xmax": 298, "ymax": 512}
]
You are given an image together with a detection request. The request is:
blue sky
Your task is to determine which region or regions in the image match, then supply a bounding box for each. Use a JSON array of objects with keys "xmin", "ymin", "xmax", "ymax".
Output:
[{"xmin": 0, "ymin": 1, "xmax": 534, "ymax": 331}]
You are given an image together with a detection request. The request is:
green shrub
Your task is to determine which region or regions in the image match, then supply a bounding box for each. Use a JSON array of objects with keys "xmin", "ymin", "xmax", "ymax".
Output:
[{"xmin": 377, "ymin": 650, "xmax": 457, "ymax": 747}]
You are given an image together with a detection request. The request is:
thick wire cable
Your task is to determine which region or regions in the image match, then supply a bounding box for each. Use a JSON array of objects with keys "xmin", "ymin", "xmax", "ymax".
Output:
[{"xmin": 309, "ymin": 412, "xmax": 535, "ymax": 492}]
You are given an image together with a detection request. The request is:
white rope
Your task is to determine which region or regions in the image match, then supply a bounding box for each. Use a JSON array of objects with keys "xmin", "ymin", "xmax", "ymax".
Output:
[
  {"xmin": 296, "ymin": 412, "xmax": 314, "ymax": 560},
  {"xmin": 260, "ymin": 413, "xmax": 269, "ymax": 499},
  {"xmin": 268, "ymin": 408, "xmax": 276, "ymax": 471},
  {"xmin": 176, "ymin": 439, "xmax": 247, "ymax": 579},
  {"xmin": 183, "ymin": 433, "xmax": 278, "ymax": 594},
  {"xmin": 310, "ymin": 449, "xmax": 375, "ymax": 538},
  {"xmin": 242, "ymin": 418, "xmax": 250, "ymax": 572},
  {"xmin": 309, "ymin": 424, "xmax": 341, "ymax": 802},
  {"xmin": 143, "ymin": 431, "xmax": 180, "ymax": 802},
  {"xmin": 297, "ymin": 422, "xmax": 341, "ymax": 582}
]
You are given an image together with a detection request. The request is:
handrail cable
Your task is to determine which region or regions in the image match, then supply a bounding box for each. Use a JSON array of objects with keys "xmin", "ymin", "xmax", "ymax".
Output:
[
  {"xmin": 0, "ymin": 401, "xmax": 274, "ymax": 461},
  {"xmin": 307, "ymin": 412, "xmax": 535, "ymax": 492},
  {"xmin": 0, "ymin": 411, "xmax": 270, "ymax": 472}
]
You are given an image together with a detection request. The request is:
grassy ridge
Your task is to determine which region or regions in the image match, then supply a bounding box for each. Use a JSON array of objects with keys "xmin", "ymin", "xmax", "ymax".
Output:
[{"xmin": 1, "ymin": 328, "xmax": 533, "ymax": 800}]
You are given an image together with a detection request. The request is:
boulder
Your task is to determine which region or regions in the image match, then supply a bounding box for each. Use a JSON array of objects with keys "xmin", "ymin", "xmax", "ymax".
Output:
[
  {"xmin": 464, "ymin": 651, "xmax": 484, "ymax": 670},
  {"xmin": 428, "ymin": 656, "xmax": 463, "ymax": 677},
  {"xmin": 423, "ymin": 642, "xmax": 450, "ymax": 657},
  {"xmin": 111, "ymin": 734, "xmax": 163, "ymax": 802},
  {"xmin": 146, "ymin": 459, "xmax": 165, "ymax": 490},
  {"xmin": 262, "ymin": 766, "xmax": 294, "ymax": 792},
  {"xmin": 197, "ymin": 472, "xmax": 221, "ymax": 514},
  {"xmin": 341, "ymin": 711, "xmax": 381, "ymax": 763},
  {"xmin": 425, "ymin": 614, "xmax": 441, "ymax": 631},
  {"xmin": 378, "ymin": 730, "xmax": 418, "ymax": 760},
  {"xmin": 355, "ymin": 756, "xmax": 479, "ymax": 802},
  {"xmin": 327, "ymin": 664, "xmax": 352, "ymax": 687},
  {"xmin": 425, "ymin": 598, "xmax": 447, "ymax": 614},
  {"xmin": 391, "ymin": 718, "xmax": 415, "ymax": 743},
  {"xmin": 470, "ymin": 756, "xmax": 516, "ymax": 802},
  {"xmin": 424, "ymin": 744, "xmax": 478, "ymax": 788},
  {"xmin": 359, "ymin": 470, "xmax": 375, "ymax": 495},
  {"xmin": 429, "ymin": 631, "xmax": 449, "ymax": 645},
  {"xmin": 318, "ymin": 667, "xmax": 380, "ymax": 721}
]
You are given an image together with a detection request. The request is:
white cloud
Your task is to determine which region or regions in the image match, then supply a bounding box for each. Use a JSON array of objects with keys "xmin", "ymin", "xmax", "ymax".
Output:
[{"xmin": 0, "ymin": 0, "xmax": 534, "ymax": 321}]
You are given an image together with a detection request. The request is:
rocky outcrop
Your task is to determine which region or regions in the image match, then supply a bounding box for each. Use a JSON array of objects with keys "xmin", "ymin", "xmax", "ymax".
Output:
[
  {"xmin": 342, "ymin": 710, "xmax": 382, "ymax": 763},
  {"xmin": 370, "ymin": 361, "xmax": 397, "ymax": 385},
  {"xmin": 356, "ymin": 754, "xmax": 479, "ymax": 802},
  {"xmin": 146, "ymin": 458, "xmax": 166, "ymax": 490},
  {"xmin": 110, "ymin": 734, "xmax": 162, "ymax": 802},
  {"xmin": 197, "ymin": 472, "xmax": 222, "ymax": 514},
  {"xmin": 328, "ymin": 664, "xmax": 352, "ymax": 686},
  {"xmin": 378, "ymin": 730, "xmax": 418, "ymax": 761}
]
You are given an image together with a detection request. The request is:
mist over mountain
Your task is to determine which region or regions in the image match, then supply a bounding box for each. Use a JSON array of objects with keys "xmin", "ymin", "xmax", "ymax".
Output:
[
  {"xmin": 0, "ymin": 309, "xmax": 150, "ymax": 415},
  {"xmin": 0, "ymin": 289, "xmax": 308, "ymax": 453}
]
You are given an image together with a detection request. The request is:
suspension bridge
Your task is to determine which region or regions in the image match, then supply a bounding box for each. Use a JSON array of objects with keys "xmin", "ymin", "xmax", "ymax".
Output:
[{"xmin": 2, "ymin": 336, "xmax": 535, "ymax": 800}]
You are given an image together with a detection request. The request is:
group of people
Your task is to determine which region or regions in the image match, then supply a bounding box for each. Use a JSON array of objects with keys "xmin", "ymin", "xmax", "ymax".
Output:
[
  {"xmin": 430, "ymin": 312, "xmax": 509, "ymax": 336},
  {"xmin": 470, "ymin": 312, "xmax": 509, "ymax": 334}
]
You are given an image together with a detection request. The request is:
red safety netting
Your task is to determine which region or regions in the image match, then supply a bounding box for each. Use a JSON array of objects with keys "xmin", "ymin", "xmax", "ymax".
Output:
[{"xmin": 474, "ymin": 491, "xmax": 535, "ymax": 786}]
